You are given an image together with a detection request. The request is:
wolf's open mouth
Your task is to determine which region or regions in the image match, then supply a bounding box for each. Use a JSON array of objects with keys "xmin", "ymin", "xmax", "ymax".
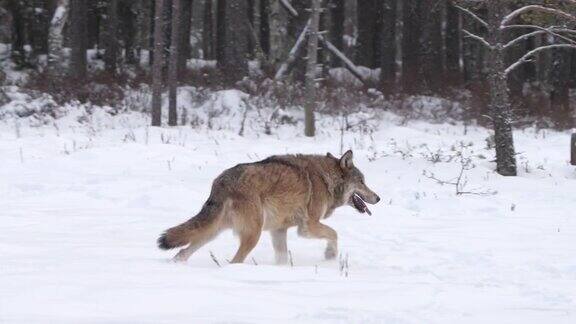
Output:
[{"xmin": 352, "ymin": 193, "xmax": 372, "ymax": 215}]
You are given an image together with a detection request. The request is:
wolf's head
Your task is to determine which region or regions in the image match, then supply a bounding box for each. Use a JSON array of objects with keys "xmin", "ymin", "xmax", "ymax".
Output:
[{"xmin": 331, "ymin": 150, "xmax": 380, "ymax": 215}]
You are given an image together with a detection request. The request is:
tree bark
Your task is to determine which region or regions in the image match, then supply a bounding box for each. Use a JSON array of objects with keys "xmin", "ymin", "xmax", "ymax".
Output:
[
  {"xmin": 69, "ymin": 0, "xmax": 88, "ymax": 80},
  {"xmin": 31, "ymin": 0, "xmax": 49, "ymax": 60},
  {"xmin": 259, "ymin": 0, "xmax": 270, "ymax": 56},
  {"xmin": 549, "ymin": 49, "xmax": 571, "ymax": 128},
  {"xmin": 421, "ymin": 0, "xmax": 444, "ymax": 93},
  {"xmin": 48, "ymin": 0, "xmax": 69, "ymax": 76},
  {"xmin": 380, "ymin": 0, "xmax": 397, "ymax": 92},
  {"xmin": 356, "ymin": 0, "xmax": 380, "ymax": 68},
  {"xmin": 152, "ymin": 0, "xmax": 165, "ymax": 126},
  {"xmin": 178, "ymin": 0, "xmax": 192, "ymax": 73},
  {"xmin": 305, "ymin": 0, "xmax": 320, "ymax": 137},
  {"xmin": 216, "ymin": 0, "xmax": 249, "ymax": 84},
  {"xmin": 288, "ymin": 0, "xmax": 308, "ymax": 81},
  {"xmin": 203, "ymin": 0, "xmax": 214, "ymax": 59},
  {"xmin": 120, "ymin": 0, "xmax": 138, "ymax": 65},
  {"xmin": 402, "ymin": 0, "xmax": 423, "ymax": 93},
  {"xmin": 168, "ymin": 0, "xmax": 181, "ymax": 126},
  {"xmin": 445, "ymin": 1, "xmax": 461, "ymax": 85},
  {"xmin": 486, "ymin": 0, "xmax": 517, "ymax": 176},
  {"xmin": 104, "ymin": 0, "xmax": 119, "ymax": 74},
  {"xmin": 8, "ymin": 0, "xmax": 26, "ymax": 67},
  {"xmin": 329, "ymin": 0, "xmax": 344, "ymax": 67},
  {"xmin": 269, "ymin": 0, "xmax": 286, "ymax": 68}
]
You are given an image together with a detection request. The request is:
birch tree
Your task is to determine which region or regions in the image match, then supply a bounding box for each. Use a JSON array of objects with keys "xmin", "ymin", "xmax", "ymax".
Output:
[
  {"xmin": 456, "ymin": 0, "xmax": 576, "ymax": 176},
  {"xmin": 48, "ymin": 0, "xmax": 69, "ymax": 76}
]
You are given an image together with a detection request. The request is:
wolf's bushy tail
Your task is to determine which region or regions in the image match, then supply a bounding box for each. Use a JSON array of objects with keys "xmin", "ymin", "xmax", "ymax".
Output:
[{"xmin": 157, "ymin": 199, "xmax": 224, "ymax": 250}]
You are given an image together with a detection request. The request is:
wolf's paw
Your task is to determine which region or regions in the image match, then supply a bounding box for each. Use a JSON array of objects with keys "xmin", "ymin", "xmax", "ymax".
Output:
[
  {"xmin": 324, "ymin": 247, "xmax": 337, "ymax": 260},
  {"xmin": 172, "ymin": 250, "xmax": 190, "ymax": 263}
]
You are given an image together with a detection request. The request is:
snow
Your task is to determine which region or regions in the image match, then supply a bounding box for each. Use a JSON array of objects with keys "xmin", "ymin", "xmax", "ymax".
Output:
[{"xmin": 1, "ymin": 94, "xmax": 576, "ymax": 323}]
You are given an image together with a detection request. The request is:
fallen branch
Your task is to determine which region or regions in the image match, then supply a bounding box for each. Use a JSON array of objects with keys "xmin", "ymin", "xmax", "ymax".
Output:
[
  {"xmin": 318, "ymin": 35, "xmax": 369, "ymax": 86},
  {"xmin": 275, "ymin": 20, "xmax": 310, "ymax": 80}
]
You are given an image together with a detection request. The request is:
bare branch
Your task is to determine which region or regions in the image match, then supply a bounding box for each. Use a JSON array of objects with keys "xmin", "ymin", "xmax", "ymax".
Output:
[
  {"xmin": 502, "ymin": 5, "xmax": 576, "ymax": 26},
  {"xmin": 505, "ymin": 44, "xmax": 576, "ymax": 75},
  {"xmin": 462, "ymin": 29, "xmax": 492, "ymax": 48},
  {"xmin": 280, "ymin": 0, "xmax": 299, "ymax": 17},
  {"xmin": 503, "ymin": 25, "xmax": 576, "ymax": 49},
  {"xmin": 453, "ymin": 4, "xmax": 488, "ymax": 28}
]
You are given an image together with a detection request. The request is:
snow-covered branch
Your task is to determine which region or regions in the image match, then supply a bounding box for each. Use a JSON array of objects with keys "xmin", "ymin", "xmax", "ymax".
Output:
[
  {"xmin": 503, "ymin": 25, "xmax": 576, "ymax": 49},
  {"xmin": 454, "ymin": 4, "xmax": 488, "ymax": 28},
  {"xmin": 502, "ymin": 5, "xmax": 576, "ymax": 26},
  {"xmin": 505, "ymin": 44, "xmax": 576, "ymax": 75},
  {"xmin": 318, "ymin": 35, "xmax": 368, "ymax": 86},
  {"xmin": 280, "ymin": 0, "xmax": 299, "ymax": 17},
  {"xmin": 462, "ymin": 29, "xmax": 492, "ymax": 48},
  {"xmin": 275, "ymin": 20, "xmax": 310, "ymax": 80}
]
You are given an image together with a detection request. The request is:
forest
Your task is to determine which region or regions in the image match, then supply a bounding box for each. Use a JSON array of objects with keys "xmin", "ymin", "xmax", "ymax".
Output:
[{"xmin": 2, "ymin": 0, "xmax": 576, "ymax": 177}]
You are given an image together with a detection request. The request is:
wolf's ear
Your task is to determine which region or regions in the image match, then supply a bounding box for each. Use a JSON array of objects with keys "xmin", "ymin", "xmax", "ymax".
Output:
[
  {"xmin": 340, "ymin": 150, "xmax": 354, "ymax": 169},
  {"xmin": 326, "ymin": 152, "xmax": 336, "ymax": 159}
]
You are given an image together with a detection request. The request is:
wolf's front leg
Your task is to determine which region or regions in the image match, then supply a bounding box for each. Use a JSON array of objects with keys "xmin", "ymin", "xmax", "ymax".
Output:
[
  {"xmin": 270, "ymin": 228, "xmax": 288, "ymax": 264},
  {"xmin": 298, "ymin": 222, "xmax": 338, "ymax": 260}
]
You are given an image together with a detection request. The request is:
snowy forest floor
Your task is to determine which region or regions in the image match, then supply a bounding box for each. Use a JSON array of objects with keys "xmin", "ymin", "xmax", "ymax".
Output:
[{"xmin": 1, "ymin": 93, "xmax": 576, "ymax": 323}]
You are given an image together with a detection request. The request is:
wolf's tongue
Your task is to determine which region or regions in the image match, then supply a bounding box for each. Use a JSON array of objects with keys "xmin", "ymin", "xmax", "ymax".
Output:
[{"xmin": 353, "ymin": 194, "xmax": 372, "ymax": 216}]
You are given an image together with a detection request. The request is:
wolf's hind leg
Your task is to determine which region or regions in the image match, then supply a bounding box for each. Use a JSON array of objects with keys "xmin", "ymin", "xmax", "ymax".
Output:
[
  {"xmin": 230, "ymin": 199, "xmax": 263, "ymax": 264},
  {"xmin": 271, "ymin": 228, "xmax": 288, "ymax": 264},
  {"xmin": 172, "ymin": 225, "xmax": 222, "ymax": 262},
  {"xmin": 173, "ymin": 244, "xmax": 198, "ymax": 262}
]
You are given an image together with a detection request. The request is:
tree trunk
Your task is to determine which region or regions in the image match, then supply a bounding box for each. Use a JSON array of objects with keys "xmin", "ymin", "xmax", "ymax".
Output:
[
  {"xmin": 8, "ymin": 0, "xmax": 26, "ymax": 67},
  {"xmin": 402, "ymin": 0, "xmax": 423, "ymax": 94},
  {"xmin": 121, "ymin": 0, "xmax": 138, "ymax": 65},
  {"xmin": 269, "ymin": 0, "xmax": 286, "ymax": 68},
  {"xmin": 31, "ymin": 0, "xmax": 49, "ymax": 60},
  {"xmin": 421, "ymin": 0, "xmax": 444, "ymax": 93},
  {"xmin": 216, "ymin": 0, "xmax": 249, "ymax": 84},
  {"xmin": 152, "ymin": 0, "xmax": 165, "ymax": 126},
  {"xmin": 168, "ymin": 0, "xmax": 181, "ymax": 126},
  {"xmin": 486, "ymin": 0, "xmax": 517, "ymax": 176},
  {"xmin": 305, "ymin": 0, "xmax": 320, "ymax": 137},
  {"xmin": 356, "ymin": 0, "xmax": 380, "ymax": 68},
  {"xmin": 247, "ymin": 0, "xmax": 255, "ymax": 58},
  {"xmin": 380, "ymin": 0, "xmax": 397, "ymax": 92},
  {"xmin": 178, "ymin": 0, "xmax": 192, "ymax": 73},
  {"xmin": 86, "ymin": 0, "xmax": 100, "ymax": 50},
  {"xmin": 69, "ymin": 0, "xmax": 88, "ymax": 80},
  {"xmin": 48, "ymin": 0, "xmax": 69, "ymax": 76},
  {"xmin": 329, "ymin": 0, "xmax": 344, "ymax": 67},
  {"xmin": 104, "ymin": 0, "xmax": 119, "ymax": 74},
  {"xmin": 203, "ymin": 0, "xmax": 214, "ymax": 60},
  {"xmin": 445, "ymin": 1, "xmax": 461, "ymax": 85},
  {"xmin": 549, "ymin": 49, "xmax": 571, "ymax": 128},
  {"xmin": 162, "ymin": 0, "xmax": 173, "ymax": 69},
  {"xmin": 288, "ymin": 0, "xmax": 308, "ymax": 81},
  {"xmin": 259, "ymin": 0, "xmax": 270, "ymax": 56}
]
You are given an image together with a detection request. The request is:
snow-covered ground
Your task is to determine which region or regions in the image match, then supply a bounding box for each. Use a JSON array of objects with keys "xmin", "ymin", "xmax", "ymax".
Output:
[{"xmin": 1, "ymin": 99, "xmax": 575, "ymax": 323}]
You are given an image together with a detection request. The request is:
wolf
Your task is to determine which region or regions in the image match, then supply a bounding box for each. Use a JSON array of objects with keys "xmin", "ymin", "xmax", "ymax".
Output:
[{"xmin": 157, "ymin": 150, "xmax": 380, "ymax": 264}]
